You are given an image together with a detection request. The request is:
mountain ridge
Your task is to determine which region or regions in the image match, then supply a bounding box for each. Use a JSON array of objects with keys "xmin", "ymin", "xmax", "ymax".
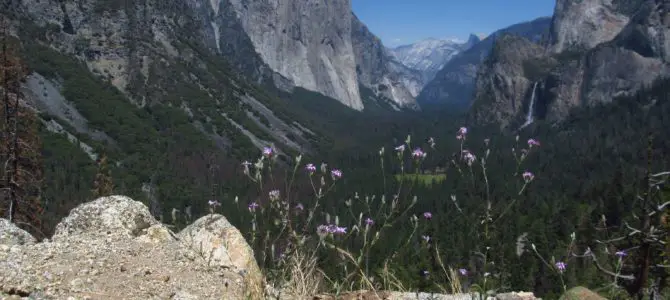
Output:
[{"xmin": 387, "ymin": 35, "xmax": 479, "ymax": 84}]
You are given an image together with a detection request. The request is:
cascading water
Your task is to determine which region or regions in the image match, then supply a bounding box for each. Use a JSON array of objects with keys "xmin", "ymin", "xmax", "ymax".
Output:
[{"xmin": 520, "ymin": 82, "xmax": 538, "ymax": 129}]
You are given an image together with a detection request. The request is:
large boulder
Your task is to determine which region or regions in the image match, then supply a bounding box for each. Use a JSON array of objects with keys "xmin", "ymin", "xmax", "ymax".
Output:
[
  {"xmin": 0, "ymin": 195, "xmax": 260, "ymax": 299},
  {"xmin": 53, "ymin": 195, "xmax": 161, "ymax": 240},
  {"xmin": 178, "ymin": 214, "xmax": 264, "ymax": 296}
]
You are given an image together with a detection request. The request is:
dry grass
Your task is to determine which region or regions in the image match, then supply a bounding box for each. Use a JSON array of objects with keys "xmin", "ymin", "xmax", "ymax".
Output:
[
  {"xmin": 280, "ymin": 250, "xmax": 324, "ymax": 298},
  {"xmin": 435, "ymin": 247, "xmax": 462, "ymax": 294}
]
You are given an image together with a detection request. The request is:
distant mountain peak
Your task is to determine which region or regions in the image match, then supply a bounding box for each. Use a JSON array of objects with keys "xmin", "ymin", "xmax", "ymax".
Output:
[
  {"xmin": 466, "ymin": 34, "xmax": 481, "ymax": 45},
  {"xmin": 388, "ymin": 37, "xmax": 476, "ymax": 83}
]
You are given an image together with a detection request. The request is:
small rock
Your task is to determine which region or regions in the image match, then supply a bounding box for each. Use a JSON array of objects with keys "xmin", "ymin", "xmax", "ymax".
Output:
[{"xmin": 0, "ymin": 218, "xmax": 37, "ymax": 245}]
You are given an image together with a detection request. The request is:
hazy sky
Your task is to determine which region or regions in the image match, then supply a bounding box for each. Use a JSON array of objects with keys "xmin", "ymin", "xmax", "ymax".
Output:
[{"xmin": 351, "ymin": 0, "xmax": 555, "ymax": 47}]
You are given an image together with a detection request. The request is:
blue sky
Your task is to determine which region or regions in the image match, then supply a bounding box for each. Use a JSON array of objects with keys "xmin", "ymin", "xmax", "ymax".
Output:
[{"xmin": 351, "ymin": 0, "xmax": 555, "ymax": 47}]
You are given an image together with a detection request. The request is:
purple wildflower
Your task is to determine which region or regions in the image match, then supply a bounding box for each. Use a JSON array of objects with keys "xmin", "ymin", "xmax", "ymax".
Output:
[
  {"xmin": 262, "ymin": 146, "xmax": 273, "ymax": 158},
  {"xmin": 462, "ymin": 150, "xmax": 476, "ymax": 166},
  {"xmin": 412, "ymin": 148, "xmax": 427, "ymax": 159},
  {"xmin": 459, "ymin": 268, "xmax": 468, "ymax": 276},
  {"xmin": 527, "ymin": 138, "xmax": 541, "ymax": 148},
  {"xmin": 331, "ymin": 169, "xmax": 342, "ymax": 180},
  {"xmin": 316, "ymin": 225, "xmax": 330, "ymax": 237},
  {"xmin": 330, "ymin": 225, "xmax": 347, "ymax": 235},
  {"xmin": 317, "ymin": 224, "xmax": 348, "ymax": 236},
  {"xmin": 365, "ymin": 218, "xmax": 374, "ymax": 226},
  {"xmin": 306, "ymin": 163, "xmax": 316, "ymax": 174},
  {"xmin": 522, "ymin": 171, "xmax": 535, "ymax": 183},
  {"xmin": 248, "ymin": 202, "xmax": 259, "ymax": 212},
  {"xmin": 423, "ymin": 212, "xmax": 432, "ymax": 220},
  {"xmin": 555, "ymin": 261, "xmax": 566, "ymax": 273},
  {"xmin": 295, "ymin": 203, "xmax": 304, "ymax": 211},
  {"xmin": 615, "ymin": 250, "xmax": 627, "ymax": 258},
  {"xmin": 456, "ymin": 127, "xmax": 467, "ymax": 140},
  {"xmin": 395, "ymin": 145, "xmax": 406, "ymax": 152}
]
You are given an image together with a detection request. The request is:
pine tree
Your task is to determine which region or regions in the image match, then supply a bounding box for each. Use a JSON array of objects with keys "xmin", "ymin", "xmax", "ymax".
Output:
[
  {"xmin": 0, "ymin": 18, "xmax": 44, "ymax": 233},
  {"xmin": 91, "ymin": 152, "xmax": 114, "ymax": 198}
]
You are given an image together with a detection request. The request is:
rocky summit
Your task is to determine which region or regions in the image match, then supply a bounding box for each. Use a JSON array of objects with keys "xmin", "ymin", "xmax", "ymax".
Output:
[{"xmin": 0, "ymin": 195, "xmax": 264, "ymax": 300}]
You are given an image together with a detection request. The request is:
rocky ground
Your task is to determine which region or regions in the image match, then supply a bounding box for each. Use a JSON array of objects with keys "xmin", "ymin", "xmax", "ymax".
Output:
[{"xmin": 0, "ymin": 196, "xmax": 262, "ymax": 300}]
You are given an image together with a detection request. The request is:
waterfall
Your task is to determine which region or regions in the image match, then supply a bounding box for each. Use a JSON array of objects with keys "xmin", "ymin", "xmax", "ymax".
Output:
[
  {"xmin": 211, "ymin": 22, "xmax": 221, "ymax": 53},
  {"xmin": 520, "ymin": 82, "xmax": 538, "ymax": 129}
]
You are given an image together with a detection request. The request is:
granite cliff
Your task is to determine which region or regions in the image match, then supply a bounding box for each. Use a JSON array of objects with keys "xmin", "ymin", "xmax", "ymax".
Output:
[
  {"xmin": 220, "ymin": 0, "xmax": 419, "ymax": 110},
  {"xmin": 468, "ymin": 0, "xmax": 669, "ymax": 129},
  {"xmin": 351, "ymin": 14, "xmax": 420, "ymax": 109},
  {"xmin": 6, "ymin": 0, "xmax": 419, "ymax": 118}
]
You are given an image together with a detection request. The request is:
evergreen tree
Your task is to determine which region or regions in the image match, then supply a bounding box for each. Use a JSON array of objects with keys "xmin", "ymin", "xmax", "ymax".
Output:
[
  {"xmin": 0, "ymin": 18, "xmax": 44, "ymax": 235},
  {"xmin": 91, "ymin": 153, "xmax": 114, "ymax": 198}
]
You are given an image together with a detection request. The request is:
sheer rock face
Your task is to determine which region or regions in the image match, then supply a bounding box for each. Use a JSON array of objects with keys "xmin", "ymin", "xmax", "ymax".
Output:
[
  {"xmin": 225, "ymin": 0, "xmax": 362, "ymax": 110},
  {"xmin": 5, "ymin": 0, "xmax": 325, "ymax": 154},
  {"xmin": 351, "ymin": 14, "xmax": 420, "ymax": 109},
  {"xmin": 224, "ymin": 1, "xmax": 419, "ymax": 110},
  {"xmin": 548, "ymin": 0, "xmax": 633, "ymax": 53},
  {"xmin": 10, "ymin": 0, "xmax": 418, "ymax": 112},
  {"xmin": 544, "ymin": 0, "xmax": 670, "ymax": 120},
  {"xmin": 469, "ymin": 36, "xmax": 546, "ymax": 128},
  {"xmin": 470, "ymin": 0, "xmax": 670, "ymax": 128}
]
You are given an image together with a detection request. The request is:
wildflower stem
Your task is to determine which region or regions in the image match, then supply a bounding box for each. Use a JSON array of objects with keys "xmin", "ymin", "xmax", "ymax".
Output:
[
  {"xmin": 481, "ymin": 156, "xmax": 491, "ymax": 206},
  {"xmin": 381, "ymin": 151, "xmax": 387, "ymax": 193}
]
